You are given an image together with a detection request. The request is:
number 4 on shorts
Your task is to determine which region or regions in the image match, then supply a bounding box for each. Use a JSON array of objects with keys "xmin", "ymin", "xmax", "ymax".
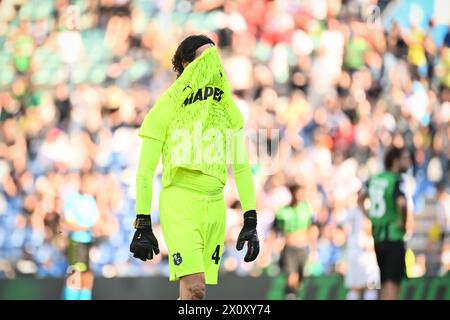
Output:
[{"xmin": 211, "ymin": 245, "xmax": 220, "ymax": 264}]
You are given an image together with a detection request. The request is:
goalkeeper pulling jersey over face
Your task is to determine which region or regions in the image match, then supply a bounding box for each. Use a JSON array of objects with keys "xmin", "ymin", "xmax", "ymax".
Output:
[{"xmin": 129, "ymin": 35, "xmax": 259, "ymax": 300}]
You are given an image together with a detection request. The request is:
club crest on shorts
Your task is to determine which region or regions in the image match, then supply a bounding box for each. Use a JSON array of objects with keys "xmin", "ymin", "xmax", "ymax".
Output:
[{"xmin": 173, "ymin": 252, "xmax": 182, "ymax": 265}]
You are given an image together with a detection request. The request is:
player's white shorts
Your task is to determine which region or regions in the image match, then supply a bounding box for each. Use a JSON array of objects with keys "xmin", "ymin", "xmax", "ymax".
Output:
[{"xmin": 345, "ymin": 249, "xmax": 380, "ymax": 290}]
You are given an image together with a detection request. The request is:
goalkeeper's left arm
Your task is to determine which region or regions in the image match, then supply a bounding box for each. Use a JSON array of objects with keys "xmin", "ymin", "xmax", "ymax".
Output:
[{"xmin": 232, "ymin": 130, "xmax": 260, "ymax": 262}]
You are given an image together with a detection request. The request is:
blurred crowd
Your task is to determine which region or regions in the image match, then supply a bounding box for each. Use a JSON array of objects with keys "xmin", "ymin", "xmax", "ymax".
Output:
[{"xmin": 0, "ymin": 0, "xmax": 449, "ymax": 282}]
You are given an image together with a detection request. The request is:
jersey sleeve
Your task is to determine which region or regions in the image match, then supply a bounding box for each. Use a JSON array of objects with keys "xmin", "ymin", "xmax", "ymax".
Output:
[
  {"xmin": 135, "ymin": 137, "xmax": 164, "ymax": 215},
  {"xmin": 139, "ymin": 93, "xmax": 174, "ymax": 142},
  {"xmin": 228, "ymin": 98, "xmax": 245, "ymax": 131},
  {"xmin": 229, "ymin": 98, "xmax": 254, "ymax": 212},
  {"xmin": 231, "ymin": 132, "xmax": 256, "ymax": 213}
]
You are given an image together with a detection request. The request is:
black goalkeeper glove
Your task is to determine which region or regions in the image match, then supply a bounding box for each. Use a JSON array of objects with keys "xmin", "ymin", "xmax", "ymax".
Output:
[
  {"xmin": 236, "ymin": 210, "xmax": 260, "ymax": 262},
  {"xmin": 130, "ymin": 215, "xmax": 160, "ymax": 262}
]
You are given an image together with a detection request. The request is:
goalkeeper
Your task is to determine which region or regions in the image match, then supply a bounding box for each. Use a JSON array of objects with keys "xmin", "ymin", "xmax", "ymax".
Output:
[{"xmin": 129, "ymin": 35, "xmax": 259, "ymax": 300}]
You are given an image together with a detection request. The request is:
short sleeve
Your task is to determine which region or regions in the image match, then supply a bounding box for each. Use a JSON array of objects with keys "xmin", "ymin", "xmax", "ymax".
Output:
[{"xmin": 139, "ymin": 93, "xmax": 174, "ymax": 142}]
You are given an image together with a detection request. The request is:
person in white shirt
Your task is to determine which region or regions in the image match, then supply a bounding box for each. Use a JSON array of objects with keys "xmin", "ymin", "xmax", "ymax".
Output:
[{"xmin": 343, "ymin": 193, "xmax": 380, "ymax": 300}]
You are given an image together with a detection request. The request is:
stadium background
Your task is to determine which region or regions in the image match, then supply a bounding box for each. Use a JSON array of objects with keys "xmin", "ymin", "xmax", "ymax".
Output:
[{"xmin": 0, "ymin": 0, "xmax": 449, "ymax": 299}]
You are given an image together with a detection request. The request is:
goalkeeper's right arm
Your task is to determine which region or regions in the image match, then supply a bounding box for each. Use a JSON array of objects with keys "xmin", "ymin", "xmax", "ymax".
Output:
[{"xmin": 130, "ymin": 137, "xmax": 163, "ymax": 261}]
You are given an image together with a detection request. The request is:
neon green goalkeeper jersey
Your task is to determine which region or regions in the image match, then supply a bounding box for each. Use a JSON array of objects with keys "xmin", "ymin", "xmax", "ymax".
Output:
[
  {"xmin": 139, "ymin": 47, "xmax": 244, "ymax": 187},
  {"xmin": 136, "ymin": 47, "xmax": 255, "ymax": 215}
]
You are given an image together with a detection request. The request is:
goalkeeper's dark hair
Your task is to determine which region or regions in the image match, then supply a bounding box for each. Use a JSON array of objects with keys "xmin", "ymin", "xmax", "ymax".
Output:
[
  {"xmin": 172, "ymin": 34, "xmax": 215, "ymax": 77},
  {"xmin": 384, "ymin": 146, "xmax": 407, "ymax": 170}
]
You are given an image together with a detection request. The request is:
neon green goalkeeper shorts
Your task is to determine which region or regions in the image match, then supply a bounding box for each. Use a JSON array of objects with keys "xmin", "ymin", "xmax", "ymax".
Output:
[{"xmin": 159, "ymin": 184, "xmax": 226, "ymax": 285}]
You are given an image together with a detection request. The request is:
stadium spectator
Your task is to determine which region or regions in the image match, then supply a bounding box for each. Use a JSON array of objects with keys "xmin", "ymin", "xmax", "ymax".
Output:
[{"xmin": 272, "ymin": 184, "xmax": 316, "ymax": 300}]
